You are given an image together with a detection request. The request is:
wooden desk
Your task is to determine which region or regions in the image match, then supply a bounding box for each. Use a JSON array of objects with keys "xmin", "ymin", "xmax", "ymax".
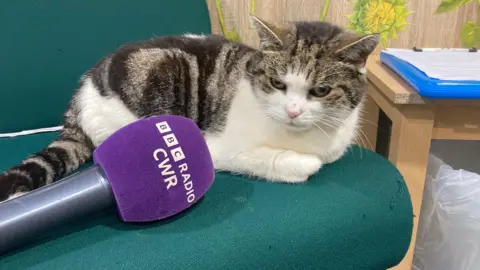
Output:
[{"xmin": 363, "ymin": 55, "xmax": 480, "ymax": 270}]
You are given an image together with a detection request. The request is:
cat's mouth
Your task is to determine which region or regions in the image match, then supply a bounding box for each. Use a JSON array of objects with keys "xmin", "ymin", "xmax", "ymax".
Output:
[
  {"xmin": 287, "ymin": 120, "xmax": 298, "ymax": 126},
  {"xmin": 266, "ymin": 112, "xmax": 311, "ymax": 131},
  {"xmin": 285, "ymin": 119, "xmax": 310, "ymax": 132}
]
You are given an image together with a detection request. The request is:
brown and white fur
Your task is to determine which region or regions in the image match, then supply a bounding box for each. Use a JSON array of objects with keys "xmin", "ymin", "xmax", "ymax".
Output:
[{"xmin": 0, "ymin": 16, "xmax": 379, "ymax": 201}]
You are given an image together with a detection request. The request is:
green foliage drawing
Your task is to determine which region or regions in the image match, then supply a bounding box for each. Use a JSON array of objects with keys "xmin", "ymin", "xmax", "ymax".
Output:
[
  {"xmin": 215, "ymin": 0, "xmax": 256, "ymax": 43},
  {"xmin": 320, "ymin": 0, "xmax": 330, "ymax": 21},
  {"xmin": 346, "ymin": 0, "xmax": 412, "ymax": 47},
  {"xmin": 435, "ymin": 0, "xmax": 473, "ymax": 13},
  {"xmin": 461, "ymin": 21, "xmax": 480, "ymax": 47},
  {"xmin": 215, "ymin": 0, "xmax": 242, "ymax": 42},
  {"xmin": 435, "ymin": 0, "xmax": 480, "ymax": 47}
]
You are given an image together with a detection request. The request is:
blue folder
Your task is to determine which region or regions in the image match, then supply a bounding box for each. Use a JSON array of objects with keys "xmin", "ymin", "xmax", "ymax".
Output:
[{"xmin": 379, "ymin": 50, "xmax": 480, "ymax": 99}]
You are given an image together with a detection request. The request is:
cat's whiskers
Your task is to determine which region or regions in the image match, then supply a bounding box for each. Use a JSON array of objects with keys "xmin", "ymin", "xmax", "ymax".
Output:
[
  {"xmin": 317, "ymin": 120, "xmax": 352, "ymax": 158},
  {"xmin": 325, "ymin": 116, "xmax": 372, "ymax": 157},
  {"xmin": 355, "ymin": 131, "xmax": 371, "ymax": 158},
  {"xmin": 307, "ymin": 110, "xmax": 371, "ymax": 158},
  {"xmin": 310, "ymin": 122, "xmax": 331, "ymax": 141},
  {"xmin": 308, "ymin": 114, "xmax": 341, "ymax": 130},
  {"xmin": 316, "ymin": 120, "xmax": 338, "ymax": 131}
]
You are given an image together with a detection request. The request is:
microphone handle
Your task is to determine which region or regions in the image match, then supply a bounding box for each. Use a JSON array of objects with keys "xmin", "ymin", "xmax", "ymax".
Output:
[{"xmin": 0, "ymin": 165, "xmax": 115, "ymax": 254}]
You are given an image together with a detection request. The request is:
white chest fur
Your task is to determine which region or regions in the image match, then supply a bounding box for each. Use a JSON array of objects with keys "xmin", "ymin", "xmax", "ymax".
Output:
[{"xmin": 205, "ymin": 78, "xmax": 360, "ymax": 163}]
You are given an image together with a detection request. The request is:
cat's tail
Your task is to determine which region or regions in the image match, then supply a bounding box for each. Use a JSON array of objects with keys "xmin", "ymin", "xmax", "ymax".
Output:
[{"xmin": 0, "ymin": 122, "xmax": 95, "ymax": 201}]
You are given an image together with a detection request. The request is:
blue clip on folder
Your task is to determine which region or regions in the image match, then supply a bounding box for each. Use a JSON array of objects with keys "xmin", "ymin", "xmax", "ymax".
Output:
[{"xmin": 380, "ymin": 50, "xmax": 480, "ymax": 99}]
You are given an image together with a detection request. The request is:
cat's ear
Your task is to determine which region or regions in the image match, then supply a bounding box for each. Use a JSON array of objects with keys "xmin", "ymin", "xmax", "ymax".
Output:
[
  {"xmin": 250, "ymin": 15, "xmax": 295, "ymax": 51},
  {"xmin": 332, "ymin": 32, "xmax": 379, "ymax": 68}
]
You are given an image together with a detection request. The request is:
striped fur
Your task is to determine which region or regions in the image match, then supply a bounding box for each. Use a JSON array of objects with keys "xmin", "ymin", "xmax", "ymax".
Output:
[{"xmin": 0, "ymin": 16, "xmax": 379, "ymax": 201}]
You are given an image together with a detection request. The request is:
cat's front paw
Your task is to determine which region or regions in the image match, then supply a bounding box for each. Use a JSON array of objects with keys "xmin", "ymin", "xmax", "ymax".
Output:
[{"xmin": 272, "ymin": 151, "xmax": 323, "ymax": 183}]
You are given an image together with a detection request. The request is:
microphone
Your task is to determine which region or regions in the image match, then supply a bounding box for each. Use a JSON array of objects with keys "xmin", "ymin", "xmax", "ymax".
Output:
[{"xmin": 0, "ymin": 115, "xmax": 215, "ymax": 253}]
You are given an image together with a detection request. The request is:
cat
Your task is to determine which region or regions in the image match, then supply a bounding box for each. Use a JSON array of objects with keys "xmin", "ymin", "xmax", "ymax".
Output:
[{"xmin": 0, "ymin": 15, "xmax": 379, "ymax": 201}]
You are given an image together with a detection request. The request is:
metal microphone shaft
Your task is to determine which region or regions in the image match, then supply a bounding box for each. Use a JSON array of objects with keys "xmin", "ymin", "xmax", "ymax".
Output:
[
  {"xmin": 0, "ymin": 165, "xmax": 114, "ymax": 253},
  {"xmin": 0, "ymin": 115, "xmax": 215, "ymax": 254}
]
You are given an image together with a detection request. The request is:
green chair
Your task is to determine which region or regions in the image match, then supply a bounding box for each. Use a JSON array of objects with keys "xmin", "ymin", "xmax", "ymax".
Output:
[{"xmin": 0, "ymin": 1, "xmax": 413, "ymax": 269}]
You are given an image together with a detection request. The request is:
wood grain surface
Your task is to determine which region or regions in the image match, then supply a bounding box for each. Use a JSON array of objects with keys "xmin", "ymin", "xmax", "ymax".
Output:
[{"xmin": 206, "ymin": 0, "xmax": 479, "ymax": 49}]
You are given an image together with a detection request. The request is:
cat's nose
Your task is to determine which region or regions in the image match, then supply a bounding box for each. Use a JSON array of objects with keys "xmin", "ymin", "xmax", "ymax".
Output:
[
  {"xmin": 286, "ymin": 102, "xmax": 303, "ymax": 118},
  {"xmin": 287, "ymin": 109, "xmax": 302, "ymax": 119}
]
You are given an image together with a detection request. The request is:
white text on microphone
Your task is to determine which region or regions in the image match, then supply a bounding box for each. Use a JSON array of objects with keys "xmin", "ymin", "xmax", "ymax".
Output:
[{"xmin": 152, "ymin": 121, "xmax": 195, "ymax": 204}]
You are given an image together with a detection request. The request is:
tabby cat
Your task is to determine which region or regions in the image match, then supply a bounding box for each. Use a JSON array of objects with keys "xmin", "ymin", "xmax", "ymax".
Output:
[{"xmin": 0, "ymin": 16, "xmax": 379, "ymax": 201}]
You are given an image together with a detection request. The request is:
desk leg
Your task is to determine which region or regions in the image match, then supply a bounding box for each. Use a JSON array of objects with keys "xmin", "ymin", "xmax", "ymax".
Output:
[{"xmin": 389, "ymin": 108, "xmax": 434, "ymax": 270}]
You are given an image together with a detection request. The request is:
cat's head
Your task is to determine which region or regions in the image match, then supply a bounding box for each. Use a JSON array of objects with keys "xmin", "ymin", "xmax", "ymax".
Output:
[{"xmin": 246, "ymin": 15, "xmax": 379, "ymax": 132}]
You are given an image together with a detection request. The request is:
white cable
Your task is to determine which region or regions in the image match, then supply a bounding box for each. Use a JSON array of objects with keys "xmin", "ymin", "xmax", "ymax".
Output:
[{"xmin": 0, "ymin": 126, "xmax": 63, "ymax": 138}]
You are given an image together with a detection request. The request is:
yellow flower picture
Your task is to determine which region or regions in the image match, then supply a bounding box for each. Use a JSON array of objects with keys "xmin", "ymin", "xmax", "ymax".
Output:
[{"xmin": 347, "ymin": 0, "xmax": 412, "ymax": 47}]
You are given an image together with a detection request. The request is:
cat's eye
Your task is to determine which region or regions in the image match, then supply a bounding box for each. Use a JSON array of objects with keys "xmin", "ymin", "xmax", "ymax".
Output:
[
  {"xmin": 270, "ymin": 78, "xmax": 287, "ymax": 90},
  {"xmin": 309, "ymin": 86, "xmax": 332, "ymax": 97}
]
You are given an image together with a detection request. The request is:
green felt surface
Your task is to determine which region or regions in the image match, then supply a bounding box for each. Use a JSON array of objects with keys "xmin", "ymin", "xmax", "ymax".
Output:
[
  {"xmin": 0, "ymin": 132, "xmax": 413, "ymax": 270},
  {"xmin": 0, "ymin": 0, "xmax": 211, "ymax": 133}
]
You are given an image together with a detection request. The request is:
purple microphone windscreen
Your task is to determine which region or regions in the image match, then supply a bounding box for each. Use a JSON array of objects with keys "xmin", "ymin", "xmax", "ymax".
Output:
[{"xmin": 93, "ymin": 115, "xmax": 215, "ymax": 222}]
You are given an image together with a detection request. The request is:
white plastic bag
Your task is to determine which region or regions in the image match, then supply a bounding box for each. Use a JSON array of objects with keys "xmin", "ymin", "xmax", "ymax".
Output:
[{"xmin": 414, "ymin": 154, "xmax": 480, "ymax": 270}]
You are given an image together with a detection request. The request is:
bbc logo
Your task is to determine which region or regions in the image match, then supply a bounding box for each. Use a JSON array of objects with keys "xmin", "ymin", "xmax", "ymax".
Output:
[{"xmin": 155, "ymin": 121, "xmax": 185, "ymax": 162}]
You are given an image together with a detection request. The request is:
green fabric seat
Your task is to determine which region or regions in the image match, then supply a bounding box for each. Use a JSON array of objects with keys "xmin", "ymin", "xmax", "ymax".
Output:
[
  {"xmin": 0, "ymin": 133, "xmax": 412, "ymax": 269},
  {"xmin": 0, "ymin": 0, "xmax": 413, "ymax": 269}
]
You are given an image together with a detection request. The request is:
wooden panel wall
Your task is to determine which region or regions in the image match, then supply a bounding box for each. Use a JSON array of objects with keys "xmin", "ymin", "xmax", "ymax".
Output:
[{"xmin": 206, "ymin": 0, "xmax": 478, "ymax": 49}]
